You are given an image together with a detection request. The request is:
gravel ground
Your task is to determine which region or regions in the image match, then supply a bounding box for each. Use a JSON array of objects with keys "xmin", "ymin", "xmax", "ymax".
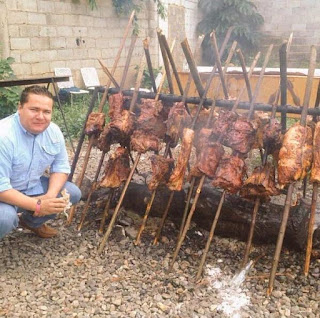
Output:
[
  {"xmin": 1, "ymin": 144, "xmax": 319, "ymax": 318},
  {"xmin": 0, "ymin": 207, "xmax": 319, "ymax": 318}
]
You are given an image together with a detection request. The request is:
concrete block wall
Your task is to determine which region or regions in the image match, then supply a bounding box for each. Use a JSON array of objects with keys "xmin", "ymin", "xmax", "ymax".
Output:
[
  {"xmin": 1, "ymin": 0, "xmax": 160, "ymax": 87},
  {"xmin": 253, "ymin": 0, "xmax": 320, "ymax": 66}
]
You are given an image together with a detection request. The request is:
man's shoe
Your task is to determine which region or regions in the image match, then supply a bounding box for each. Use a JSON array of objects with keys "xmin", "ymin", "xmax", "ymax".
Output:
[{"xmin": 20, "ymin": 220, "xmax": 58, "ymax": 238}]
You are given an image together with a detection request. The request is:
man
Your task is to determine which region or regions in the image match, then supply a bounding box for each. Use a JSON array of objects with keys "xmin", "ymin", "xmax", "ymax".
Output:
[{"xmin": 0, "ymin": 85, "xmax": 81, "ymax": 240}]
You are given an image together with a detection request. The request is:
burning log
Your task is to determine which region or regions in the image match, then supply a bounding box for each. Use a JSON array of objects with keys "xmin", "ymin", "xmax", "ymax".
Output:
[{"xmin": 94, "ymin": 182, "xmax": 320, "ymax": 250}]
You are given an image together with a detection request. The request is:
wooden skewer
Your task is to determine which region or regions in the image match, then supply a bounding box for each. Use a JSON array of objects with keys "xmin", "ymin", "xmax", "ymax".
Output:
[
  {"xmin": 67, "ymin": 12, "xmax": 136, "ymax": 225},
  {"xmin": 157, "ymin": 29, "xmax": 174, "ymax": 94},
  {"xmin": 153, "ymin": 29, "xmax": 235, "ymax": 245},
  {"xmin": 134, "ymin": 37, "xmax": 180, "ymax": 245},
  {"xmin": 99, "ymin": 189, "xmax": 115, "ymax": 234},
  {"xmin": 98, "ymin": 152, "xmax": 141, "ymax": 254},
  {"xmin": 161, "ymin": 33, "xmax": 184, "ymax": 96},
  {"xmin": 267, "ymin": 45, "xmax": 317, "ymax": 295},
  {"xmin": 78, "ymin": 149, "xmax": 107, "ymax": 230},
  {"xmin": 68, "ymin": 10, "xmax": 136, "ymax": 183},
  {"xmin": 242, "ymin": 34, "xmax": 295, "ymax": 266},
  {"xmin": 75, "ymin": 35, "xmax": 138, "ymax": 229},
  {"xmin": 304, "ymin": 78, "xmax": 320, "ymax": 275},
  {"xmin": 195, "ymin": 46, "xmax": 272, "ymax": 278},
  {"xmin": 143, "ymin": 38, "xmax": 157, "ymax": 93},
  {"xmin": 98, "ymin": 60, "xmax": 120, "ymax": 89},
  {"xmin": 170, "ymin": 31, "xmax": 232, "ymax": 269},
  {"xmin": 304, "ymin": 182, "xmax": 318, "ymax": 275}
]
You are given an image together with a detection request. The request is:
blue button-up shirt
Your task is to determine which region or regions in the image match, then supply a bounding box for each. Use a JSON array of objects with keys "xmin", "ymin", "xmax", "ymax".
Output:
[{"xmin": 0, "ymin": 112, "xmax": 70, "ymax": 195}]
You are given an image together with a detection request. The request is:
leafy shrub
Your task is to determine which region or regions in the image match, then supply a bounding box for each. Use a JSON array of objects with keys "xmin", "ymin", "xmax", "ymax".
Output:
[
  {"xmin": 197, "ymin": 0, "xmax": 264, "ymax": 65},
  {"xmin": 0, "ymin": 57, "xmax": 21, "ymax": 119},
  {"xmin": 135, "ymin": 65, "xmax": 163, "ymax": 90},
  {"xmin": 52, "ymin": 95, "xmax": 108, "ymax": 140}
]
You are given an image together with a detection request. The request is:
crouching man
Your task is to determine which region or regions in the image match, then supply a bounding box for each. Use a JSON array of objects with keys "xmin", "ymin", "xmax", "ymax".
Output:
[{"xmin": 0, "ymin": 85, "xmax": 81, "ymax": 240}]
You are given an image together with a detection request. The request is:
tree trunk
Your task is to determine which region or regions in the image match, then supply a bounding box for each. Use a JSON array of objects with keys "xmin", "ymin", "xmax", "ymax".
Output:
[{"xmin": 93, "ymin": 182, "xmax": 320, "ymax": 251}]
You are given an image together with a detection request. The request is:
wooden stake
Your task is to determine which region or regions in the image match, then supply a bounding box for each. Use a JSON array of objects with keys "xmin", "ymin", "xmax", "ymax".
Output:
[
  {"xmin": 98, "ymin": 153, "xmax": 141, "ymax": 254},
  {"xmin": 196, "ymin": 190, "xmax": 226, "ymax": 280},
  {"xmin": 268, "ymin": 45, "xmax": 317, "ymax": 295}
]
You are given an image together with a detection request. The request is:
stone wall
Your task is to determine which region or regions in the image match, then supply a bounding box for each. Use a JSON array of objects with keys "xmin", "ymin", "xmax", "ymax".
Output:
[
  {"xmin": 0, "ymin": 0, "xmax": 200, "ymax": 88},
  {"xmin": 253, "ymin": 0, "xmax": 320, "ymax": 66}
]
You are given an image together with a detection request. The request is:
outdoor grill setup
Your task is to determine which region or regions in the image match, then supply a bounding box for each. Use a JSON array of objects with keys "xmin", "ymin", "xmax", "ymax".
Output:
[{"xmin": 66, "ymin": 13, "xmax": 320, "ymax": 296}]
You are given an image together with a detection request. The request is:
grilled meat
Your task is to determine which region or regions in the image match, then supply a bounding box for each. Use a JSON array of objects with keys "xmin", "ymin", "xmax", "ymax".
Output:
[
  {"xmin": 211, "ymin": 154, "xmax": 246, "ymax": 194},
  {"xmin": 212, "ymin": 110, "xmax": 238, "ymax": 140},
  {"xmin": 222, "ymin": 116, "xmax": 256, "ymax": 154},
  {"xmin": 167, "ymin": 128, "xmax": 194, "ymax": 191},
  {"xmin": 166, "ymin": 102, "xmax": 192, "ymax": 146},
  {"xmin": 100, "ymin": 147, "xmax": 130, "ymax": 188},
  {"xmin": 148, "ymin": 155, "xmax": 174, "ymax": 191},
  {"xmin": 263, "ymin": 118, "xmax": 282, "ymax": 154},
  {"xmin": 240, "ymin": 163, "xmax": 280, "ymax": 201},
  {"xmin": 278, "ymin": 123, "xmax": 313, "ymax": 188},
  {"xmin": 310, "ymin": 121, "xmax": 320, "ymax": 183},
  {"xmin": 85, "ymin": 112, "xmax": 106, "ymax": 136},
  {"xmin": 130, "ymin": 130, "xmax": 161, "ymax": 154},
  {"xmin": 136, "ymin": 98, "xmax": 167, "ymax": 139}
]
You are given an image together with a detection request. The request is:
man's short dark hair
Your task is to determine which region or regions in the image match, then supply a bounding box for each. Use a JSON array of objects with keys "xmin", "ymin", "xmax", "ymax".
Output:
[{"xmin": 20, "ymin": 85, "xmax": 54, "ymax": 106}]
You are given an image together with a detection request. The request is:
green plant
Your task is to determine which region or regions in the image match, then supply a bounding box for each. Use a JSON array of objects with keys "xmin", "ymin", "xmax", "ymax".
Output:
[
  {"xmin": 0, "ymin": 57, "xmax": 21, "ymax": 118},
  {"xmin": 196, "ymin": 0, "xmax": 264, "ymax": 65},
  {"xmin": 134, "ymin": 65, "xmax": 162, "ymax": 89},
  {"xmin": 52, "ymin": 96, "xmax": 108, "ymax": 140},
  {"xmin": 87, "ymin": 0, "xmax": 166, "ymax": 34}
]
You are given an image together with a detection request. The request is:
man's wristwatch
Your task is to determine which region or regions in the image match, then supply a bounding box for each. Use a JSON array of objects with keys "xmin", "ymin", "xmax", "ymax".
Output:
[{"xmin": 34, "ymin": 199, "xmax": 41, "ymax": 216}]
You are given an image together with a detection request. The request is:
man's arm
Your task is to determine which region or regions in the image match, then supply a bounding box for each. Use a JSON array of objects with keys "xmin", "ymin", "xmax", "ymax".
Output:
[
  {"xmin": 0, "ymin": 189, "xmax": 40, "ymax": 211},
  {"xmin": 0, "ymin": 188, "xmax": 67, "ymax": 215},
  {"xmin": 44, "ymin": 172, "xmax": 69, "ymax": 199}
]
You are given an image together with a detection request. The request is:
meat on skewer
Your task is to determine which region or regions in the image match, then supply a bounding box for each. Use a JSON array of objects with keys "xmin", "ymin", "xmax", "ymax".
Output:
[
  {"xmin": 222, "ymin": 116, "xmax": 257, "ymax": 154},
  {"xmin": 97, "ymin": 93, "xmax": 135, "ymax": 151},
  {"xmin": 166, "ymin": 101, "xmax": 192, "ymax": 146},
  {"xmin": 167, "ymin": 128, "xmax": 194, "ymax": 191},
  {"xmin": 136, "ymin": 98, "xmax": 167, "ymax": 139},
  {"xmin": 148, "ymin": 155, "xmax": 174, "ymax": 191},
  {"xmin": 310, "ymin": 121, "xmax": 320, "ymax": 183},
  {"xmin": 240, "ymin": 163, "xmax": 280, "ymax": 202},
  {"xmin": 85, "ymin": 112, "xmax": 106, "ymax": 136},
  {"xmin": 100, "ymin": 146, "xmax": 131, "ymax": 188},
  {"xmin": 191, "ymin": 127, "xmax": 225, "ymax": 179},
  {"xmin": 130, "ymin": 98, "xmax": 169, "ymax": 154},
  {"xmin": 263, "ymin": 118, "xmax": 282, "ymax": 156},
  {"xmin": 278, "ymin": 123, "xmax": 313, "ymax": 188},
  {"xmin": 211, "ymin": 109, "xmax": 238, "ymax": 139},
  {"xmin": 211, "ymin": 153, "xmax": 246, "ymax": 194},
  {"xmin": 130, "ymin": 130, "xmax": 161, "ymax": 153}
]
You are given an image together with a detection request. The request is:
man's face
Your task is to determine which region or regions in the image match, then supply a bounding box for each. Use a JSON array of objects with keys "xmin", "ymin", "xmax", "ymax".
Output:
[{"xmin": 18, "ymin": 93, "xmax": 53, "ymax": 134}]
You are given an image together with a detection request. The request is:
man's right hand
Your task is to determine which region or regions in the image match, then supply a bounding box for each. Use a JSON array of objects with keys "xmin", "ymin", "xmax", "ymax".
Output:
[{"xmin": 36, "ymin": 197, "xmax": 67, "ymax": 216}]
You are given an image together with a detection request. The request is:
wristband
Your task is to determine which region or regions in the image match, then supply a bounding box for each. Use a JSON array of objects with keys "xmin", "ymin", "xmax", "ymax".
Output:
[{"xmin": 34, "ymin": 199, "xmax": 41, "ymax": 216}]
